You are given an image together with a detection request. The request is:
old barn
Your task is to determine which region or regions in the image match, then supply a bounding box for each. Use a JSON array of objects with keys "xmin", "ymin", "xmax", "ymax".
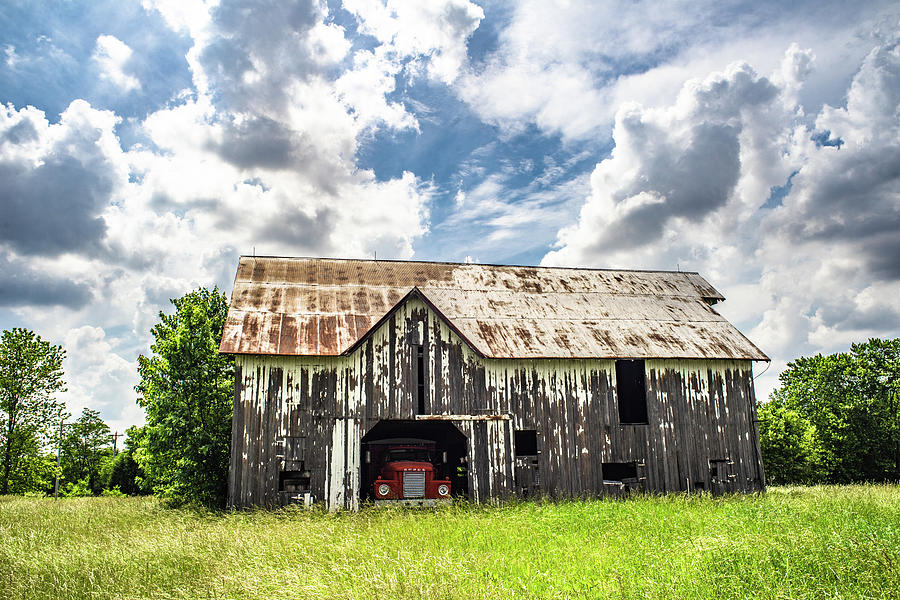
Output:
[{"xmin": 220, "ymin": 256, "xmax": 768, "ymax": 510}]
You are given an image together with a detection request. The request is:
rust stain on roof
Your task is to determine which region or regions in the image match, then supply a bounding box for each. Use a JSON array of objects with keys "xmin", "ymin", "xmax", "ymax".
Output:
[{"xmin": 219, "ymin": 256, "xmax": 767, "ymax": 360}]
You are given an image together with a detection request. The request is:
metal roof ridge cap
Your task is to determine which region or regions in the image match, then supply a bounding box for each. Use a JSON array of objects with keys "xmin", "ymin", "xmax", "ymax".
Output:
[
  {"xmin": 438, "ymin": 316, "xmax": 731, "ymax": 322},
  {"xmin": 234, "ymin": 280, "xmax": 720, "ymax": 300},
  {"xmin": 235, "ymin": 254, "xmax": 708, "ymax": 276}
]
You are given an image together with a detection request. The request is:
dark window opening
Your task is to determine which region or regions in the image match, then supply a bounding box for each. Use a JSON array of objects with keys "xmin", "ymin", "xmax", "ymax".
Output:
[
  {"xmin": 602, "ymin": 462, "xmax": 638, "ymax": 481},
  {"xmin": 616, "ymin": 359, "xmax": 648, "ymax": 424},
  {"xmin": 416, "ymin": 344, "xmax": 425, "ymax": 414},
  {"xmin": 514, "ymin": 430, "xmax": 538, "ymax": 456},
  {"xmin": 710, "ymin": 458, "xmax": 730, "ymax": 480},
  {"xmin": 279, "ymin": 464, "xmax": 310, "ymax": 492}
]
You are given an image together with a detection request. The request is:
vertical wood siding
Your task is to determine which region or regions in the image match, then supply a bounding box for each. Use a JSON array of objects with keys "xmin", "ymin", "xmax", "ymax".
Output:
[{"xmin": 228, "ymin": 297, "xmax": 765, "ymax": 509}]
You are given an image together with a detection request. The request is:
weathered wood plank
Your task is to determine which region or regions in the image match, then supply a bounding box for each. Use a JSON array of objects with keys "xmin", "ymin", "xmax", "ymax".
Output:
[{"xmin": 226, "ymin": 298, "xmax": 765, "ymax": 509}]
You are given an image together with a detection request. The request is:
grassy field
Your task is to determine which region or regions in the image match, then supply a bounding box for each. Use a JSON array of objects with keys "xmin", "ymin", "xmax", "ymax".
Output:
[{"xmin": 1, "ymin": 486, "xmax": 898, "ymax": 600}]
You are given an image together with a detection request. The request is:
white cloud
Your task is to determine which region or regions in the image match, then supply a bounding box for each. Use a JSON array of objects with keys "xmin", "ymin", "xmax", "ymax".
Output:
[
  {"xmin": 141, "ymin": 0, "xmax": 215, "ymax": 36},
  {"xmin": 93, "ymin": 35, "xmax": 141, "ymax": 92},
  {"xmin": 0, "ymin": 100, "xmax": 127, "ymax": 257},
  {"xmin": 335, "ymin": 49, "xmax": 418, "ymax": 133},
  {"xmin": 4, "ymin": 45, "xmax": 17, "ymax": 68},
  {"xmin": 457, "ymin": 0, "xmax": 716, "ymax": 139},
  {"xmin": 60, "ymin": 326, "xmax": 140, "ymax": 435},
  {"xmin": 343, "ymin": 0, "xmax": 484, "ymax": 84},
  {"xmin": 457, "ymin": 0, "xmax": 896, "ymax": 141},
  {"xmin": 0, "ymin": 0, "xmax": 449, "ymax": 428},
  {"xmin": 543, "ymin": 58, "xmax": 791, "ymax": 269},
  {"xmin": 543, "ymin": 34, "xmax": 900, "ymax": 399}
]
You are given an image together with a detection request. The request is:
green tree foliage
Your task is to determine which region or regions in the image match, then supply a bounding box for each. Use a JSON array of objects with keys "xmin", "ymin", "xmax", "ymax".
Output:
[
  {"xmin": 0, "ymin": 328, "xmax": 67, "ymax": 494},
  {"xmin": 4, "ymin": 437, "xmax": 57, "ymax": 494},
  {"xmin": 136, "ymin": 287, "xmax": 234, "ymax": 508},
  {"xmin": 757, "ymin": 395, "xmax": 824, "ymax": 484},
  {"xmin": 101, "ymin": 425, "xmax": 150, "ymax": 495},
  {"xmin": 60, "ymin": 408, "xmax": 113, "ymax": 495},
  {"xmin": 760, "ymin": 338, "xmax": 900, "ymax": 484}
]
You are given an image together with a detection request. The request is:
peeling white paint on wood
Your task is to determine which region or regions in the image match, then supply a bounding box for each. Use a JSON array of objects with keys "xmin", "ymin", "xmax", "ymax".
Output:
[{"xmin": 227, "ymin": 298, "xmax": 765, "ymax": 510}]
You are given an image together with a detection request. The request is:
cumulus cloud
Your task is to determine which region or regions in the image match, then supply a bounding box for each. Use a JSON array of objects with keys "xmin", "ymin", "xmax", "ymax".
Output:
[
  {"xmin": 457, "ymin": 0, "xmax": 717, "ymax": 139},
  {"xmin": 0, "ymin": 101, "xmax": 124, "ymax": 257},
  {"xmin": 748, "ymin": 36, "xmax": 900, "ymax": 362},
  {"xmin": 191, "ymin": 0, "xmax": 327, "ymax": 114},
  {"xmin": 458, "ymin": 0, "xmax": 895, "ymax": 141},
  {"xmin": 0, "ymin": 0, "xmax": 455, "ymax": 428},
  {"xmin": 544, "ymin": 60, "xmax": 785, "ymax": 265},
  {"xmin": 343, "ymin": 0, "xmax": 484, "ymax": 84},
  {"xmin": 66, "ymin": 4, "xmax": 434, "ymax": 266},
  {"xmin": 121, "ymin": 0, "xmax": 436, "ymax": 267},
  {"xmin": 0, "ymin": 252, "xmax": 92, "ymax": 308},
  {"xmin": 59, "ymin": 326, "xmax": 141, "ymax": 434},
  {"xmin": 768, "ymin": 40, "xmax": 900, "ymax": 279},
  {"xmin": 543, "ymin": 34, "xmax": 900, "ymax": 398},
  {"xmin": 93, "ymin": 35, "xmax": 141, "ymax": 92}
]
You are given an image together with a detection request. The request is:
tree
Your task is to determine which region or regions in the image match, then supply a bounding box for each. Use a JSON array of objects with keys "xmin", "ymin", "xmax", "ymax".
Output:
[
  {"xmin": 760, "ymin": 338, "xmax": 900, "ymax": 484},
  {"xmin": 60, "ymin": 408, "xmax": 112, "ymax": 495},
  {"xmin": 757, "ymin": 394, "xmax": 825, "ymax": 484},
  {"xmin": 101, "ymin": 425, "xmax": 149, "ymax": 495},
  {"xmin": 848, "ymin": 338, "xmax": 900, "ymax": 478},
  {"xmin": 0, "ymin": 328, "xmax": 67, "ymax": 494},
  {"xmin": 135, "ymin": 287, "xmax": 234, "ymax": 508}
]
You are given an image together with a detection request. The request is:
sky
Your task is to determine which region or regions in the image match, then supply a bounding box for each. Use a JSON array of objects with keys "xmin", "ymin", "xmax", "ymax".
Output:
[{"xmin": 1, "ymin": 0, "xmax": 899, "ymax": 435}]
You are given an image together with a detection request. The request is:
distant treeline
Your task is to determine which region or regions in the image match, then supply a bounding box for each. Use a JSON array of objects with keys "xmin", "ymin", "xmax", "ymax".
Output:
[{"xmin": 759, "ymin": 338, "xmax": 900, "ymax": 485}]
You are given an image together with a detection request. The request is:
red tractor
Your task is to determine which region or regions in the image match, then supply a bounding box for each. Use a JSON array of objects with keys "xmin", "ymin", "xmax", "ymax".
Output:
[{"xmin": 367, "ymin": 438, "xmax": 452, "ymax": 505}]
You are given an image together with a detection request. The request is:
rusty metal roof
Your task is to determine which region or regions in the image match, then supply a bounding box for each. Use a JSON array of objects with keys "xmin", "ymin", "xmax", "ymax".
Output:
[{"xmin": 219, "ymin": 256, "xmax": 768, "ymax": 361}]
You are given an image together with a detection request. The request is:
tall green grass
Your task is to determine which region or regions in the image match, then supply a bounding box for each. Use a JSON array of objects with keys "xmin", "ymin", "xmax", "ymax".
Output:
[{"xmin": 1, "ymin": 485, "xmax": 898, "ymax": 599}]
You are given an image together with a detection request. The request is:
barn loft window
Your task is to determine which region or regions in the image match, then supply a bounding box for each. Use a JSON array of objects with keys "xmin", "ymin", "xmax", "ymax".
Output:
[
  {"xmin": 416, "ymin": 344, "xmax": 425, "ymax": 414},
  {"xmin": 602, "ymin": 462, "xmax": 638, "ymax": 482},
  {"xmin": 616, "ymin": 359, "xmax": 648, "ymax": 424},
  {"xmin": 514, "ymin": 430, "xmax": 538, "ymax": 456}
]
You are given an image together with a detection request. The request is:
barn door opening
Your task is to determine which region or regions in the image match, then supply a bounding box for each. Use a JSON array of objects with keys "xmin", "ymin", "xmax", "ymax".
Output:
[
  {"xmin": 514, "ymin": 429, "xmax": 541, "ymax": 498},
  {"xmin": 360, "ymin": 420, "xmax": 468, "ymax": 501}
]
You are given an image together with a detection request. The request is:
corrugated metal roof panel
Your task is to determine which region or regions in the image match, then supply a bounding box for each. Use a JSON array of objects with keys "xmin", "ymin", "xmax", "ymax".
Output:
[
  {"xmin": 219, "ymin": 256, "xmax": 766, "ymax": 360},
  {"xmin": 419, "ymin": 287, "xmax": 724, "ymax": 323},
  {"xmin": 446, "ymin": 317, "xmax": 764, "ymax": 360},
  {"xmin": 231, "ymin": 257, "xmax": 722, "ymax": 298}
]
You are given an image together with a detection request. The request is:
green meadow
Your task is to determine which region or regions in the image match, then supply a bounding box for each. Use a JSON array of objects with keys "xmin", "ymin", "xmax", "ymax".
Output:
[{"xmin": 1, "ymin": 485, "xmax": 898, "ymax": 600}]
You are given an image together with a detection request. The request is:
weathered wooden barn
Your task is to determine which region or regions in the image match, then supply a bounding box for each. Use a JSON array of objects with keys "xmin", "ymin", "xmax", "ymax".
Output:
[{"xmin": 219, "ymin": 256, "xmax": 768, "ymax": 510}]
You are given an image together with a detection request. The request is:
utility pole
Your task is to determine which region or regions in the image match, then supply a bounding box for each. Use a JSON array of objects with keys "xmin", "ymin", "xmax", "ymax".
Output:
[
  {"xmin": 110, "ymin": 431, "xmax": 122, "ymax": 455},
  {"xmin": 54, "ymin": 420, "xmax": 70, "ymax": 500}
]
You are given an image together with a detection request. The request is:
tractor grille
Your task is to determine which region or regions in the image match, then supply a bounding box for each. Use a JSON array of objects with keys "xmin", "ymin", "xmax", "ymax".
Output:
[{"xmin": 402, "ymin": 471, "xmax": 426, "ymax": 498}]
